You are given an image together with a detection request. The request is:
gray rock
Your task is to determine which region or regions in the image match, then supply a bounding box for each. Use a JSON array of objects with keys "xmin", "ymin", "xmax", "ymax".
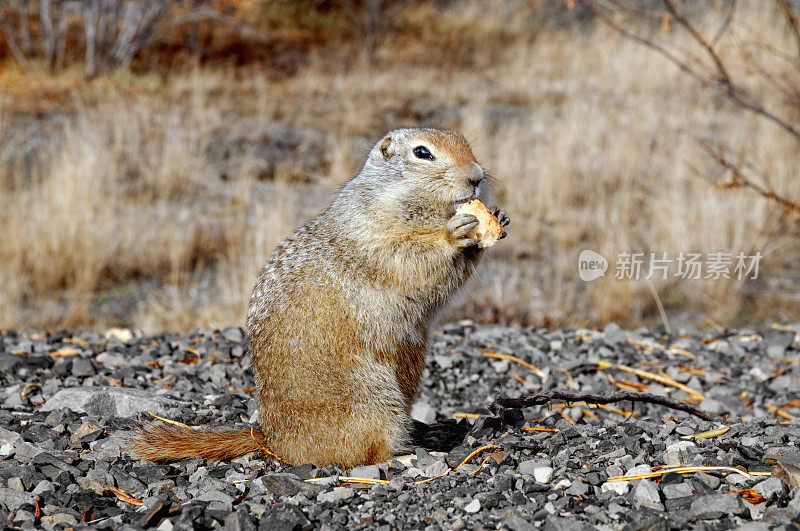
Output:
[
  {"xmin": 284, "ymin": 463, "xmax": 315, "ymax": 480},
  {"xmin": 689, "ymin": 493, "xmax": 746, "ymax": 519},
  {"xmin": 533, "ymin": 467, "xmax": 554, "ymax": 483},
  {"xmin": 221, "ymin": 326, "xmax": 244, "ymax": 342},
  {"xmin": 347, "ymin": 465, "xmax": 382, "ymax": 480},
  {"xmin": 410, "ymin": 401, "xmax": 436, "ymax": 424},
  {"xmin": 433, "ymin": 354, "xmax": 455, "ymax": 369},
  {"xmin": 71, "ymin": 357, "xmax": 95, "ymax": 377},
  {"xmin": 754, "ymin": 477, "xmax": 788, "ymax": 501},
  {"xmin": 262, "ymin": 473, "xmax": 319, "ymax": 498},
  {"xmin": 762, "ymin": 329, "xmax": 793, "ymax": 358},
  {"xmin": 565, "ymin": 481, "xmax": 589, "ymax": 496},
  {"xmin": 600, "ymin": 481, "xmax": 629, "ymax": 496},
  {"xmin": 70, "ymin": 421, "xmax": 102, "ymax": 445},
  {"xmin": 0, "ymin": 427, "xmax": 41, "ymax": 458},
  {"xmin": 625, "ymin": 464, "xmax": 651, "ymax": 476},
  {"xmin": 0, "ymin": 487, "xmax": 35, "ymax": 510},
  {"xmin": 224, "ymin": 509, "xmax": 257, "ymax": 531},
  {"xmin": 761, "ymin": 507, "xmax": 799, "ymax": 525},
  {"xmin": 31, "ymin": 480, "xmax": 54, "ymax": 496},
  {"xmin": 506, "ymin": 516, "xmax": 535, "ymax": 531},
  {"xmin": 40, "ymin": 387, "xmax": 183, "ymax": 417},
  {"xmin": 634, "ymin": 479, "xmax": 664, "ymax": 510},
  {"xmin": 317, "ymin": 487, "xmax": 354, "ymax": 503},
  {"xmin": 195, "ymin": 489, "xmax": 234, "ymax": 504},
  {"xmin": 260, "ymin": 502, "xmax": 312, "ymax": 531},
  {"xmin": 7, "ymin": 477, "xmax": 24, "ymax": 491},
  {"xmin": 734, "ymin": 524, "xmax": 770, "ymax": 531},
  {"xmin": 665, "ymin": 440, "xmax": 695, "ymax": 453},
  {"xmin": 662, "ymin": 482, "xmax": 694, "ymax": 499},
  {"xmin": 789, "ymin": 488, "xmax": 800, "ymax": 511},
  {"xmin": 147, "ymin": 480, "xmax": 175, "ymax": 496},
  {"xmin": 694, "ymin": 471, "xmax": 721, "ymax": 490},
  {"xmin": 764, "ymin": 446, "xmax": 800, "ymax": 466},
  {"xmin": 43, "ymin": 513, "xmax": 79, "ymax": 526},
  {"xmin": 517, "ymin": 459, "xmax": 552, "ymax": 476},
  {"xmin": 464, "ymin": 498, "xmax": 481, "ymax": 513},
  {"xmin": 77, "ymin": 476, "xmax": 113, "ymax": 495},
  {"xmin": 91, "ymin": 437, "xmax": 124, "ymax": 460},
  {"xmin": 422, "ymin": 460, "xmax": 449, "ymax": 478}
]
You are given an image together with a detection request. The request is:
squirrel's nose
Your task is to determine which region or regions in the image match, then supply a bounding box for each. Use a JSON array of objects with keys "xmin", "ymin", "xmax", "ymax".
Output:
[{"xmin": 466, "ymin": 163, "xmax": 484, "ymax": 187}]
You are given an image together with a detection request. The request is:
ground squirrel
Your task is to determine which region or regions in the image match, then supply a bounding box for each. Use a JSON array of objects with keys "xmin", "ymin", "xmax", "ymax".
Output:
[{"xmin": 130, "ymin": 127, "xmax": 509, "ymax": 468}]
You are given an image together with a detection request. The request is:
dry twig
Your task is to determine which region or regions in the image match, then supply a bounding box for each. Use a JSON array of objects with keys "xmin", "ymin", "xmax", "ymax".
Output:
[
  {"xmin": 578, "ymin": 0, "xmax": 800, "ymax": 226},
  {"xmin": 490, "ymin": 389, "xmax": 715, "ymax": 422},
  {"xmin": 483, "ymin": 352, "xmax": 547, "ymax": 380}
]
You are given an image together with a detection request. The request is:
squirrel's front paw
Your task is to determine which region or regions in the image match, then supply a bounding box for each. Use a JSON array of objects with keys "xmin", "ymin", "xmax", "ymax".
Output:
[
  {"xmin": 446, "ymin": 213, "xmax": 480, "ymax": 248},
  {"xmin": 488, "ymin": 206, "xmax": 510, "ymax": 240}
]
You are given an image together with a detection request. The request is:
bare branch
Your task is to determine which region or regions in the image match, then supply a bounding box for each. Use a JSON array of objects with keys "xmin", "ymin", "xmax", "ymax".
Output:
[
  {"xmin": 698, "ymin": 138, "xmax": 800, "ymax": 218},
  {"xmin": 576, "ymin": 0, "xmax": 713, "ymax": 87},
  {"xmin": 662, "ymin": 0, "xmax": 733, "ymax": 85},
  {"xmin": 490, "ymin": 389, "xmax": 716, "ymax": 422},
  {"xmin": 710, "ymin": 0, "xmax": 736, "ymax": 48},
  {"xmin": 777, "ymin": 0, "xmax": 800, "ymax": 61},
  {"xmin": 581, "ymin": 0, "xmax": 800, "ymax": 141}
]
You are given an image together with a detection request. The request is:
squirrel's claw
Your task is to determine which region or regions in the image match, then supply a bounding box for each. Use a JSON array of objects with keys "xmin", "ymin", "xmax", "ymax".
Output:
[{"xmin": 489, "ymin": 205, "xmax": 510, "ymax": 227}]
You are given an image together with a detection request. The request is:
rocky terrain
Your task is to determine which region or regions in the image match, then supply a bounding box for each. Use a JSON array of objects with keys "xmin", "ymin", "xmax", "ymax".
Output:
[{"xmin": 1, "ymin": 323, "xmax": 799, "ymax": 530}]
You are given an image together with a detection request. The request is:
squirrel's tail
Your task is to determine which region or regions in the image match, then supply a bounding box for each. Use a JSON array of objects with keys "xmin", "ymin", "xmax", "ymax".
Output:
[{"xmin": 127, "ymin": 423, "xmax": 266, "ymax": 462}]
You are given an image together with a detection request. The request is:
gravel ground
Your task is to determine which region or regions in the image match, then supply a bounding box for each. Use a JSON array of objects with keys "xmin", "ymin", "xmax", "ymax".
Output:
[{"xmin": 1, "ymin": 323, "xmax": 799, "ymax": 530}]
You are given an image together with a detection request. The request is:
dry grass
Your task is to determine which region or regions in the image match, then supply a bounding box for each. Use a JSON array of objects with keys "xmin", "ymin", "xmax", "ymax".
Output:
[{"xmin": 1, "ymin": 1, "xmax": 798, "ymax": 332}]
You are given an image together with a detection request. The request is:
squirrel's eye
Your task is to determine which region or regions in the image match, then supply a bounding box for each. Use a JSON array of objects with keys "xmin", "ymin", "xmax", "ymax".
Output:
[{"xmin": 413, "ymin": 146, "xmax": 434, "ymax": 160}]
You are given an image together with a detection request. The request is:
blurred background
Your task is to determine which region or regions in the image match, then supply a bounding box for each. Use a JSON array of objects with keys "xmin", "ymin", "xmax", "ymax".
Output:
[{"xmin": 0, "ymin": 0, "xmax": 798, "ymax": 332}]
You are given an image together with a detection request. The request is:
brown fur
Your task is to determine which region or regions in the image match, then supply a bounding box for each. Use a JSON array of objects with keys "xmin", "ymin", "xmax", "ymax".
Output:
[
  {"xmin": 131, "ymin": 425, "xmax": 265, "ymax": 462},
  {"xmin": 127, "ymin": 128, "xmax": 494, "ymax": 468},
  {"xmin": 375, "ymin": 335, "xmax": 428, "ymax": 407}
]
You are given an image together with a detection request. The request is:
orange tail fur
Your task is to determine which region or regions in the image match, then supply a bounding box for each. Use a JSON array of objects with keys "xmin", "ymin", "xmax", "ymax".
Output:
[{"xmin": 128, "ymin": 424, "xmax": 266, "ymax": 462}]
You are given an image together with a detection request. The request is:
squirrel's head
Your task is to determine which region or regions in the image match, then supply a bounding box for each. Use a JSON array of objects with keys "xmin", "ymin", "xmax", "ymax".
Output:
[{"xmin": 350, "ymin": 128, "xmax": 487, "ymax": 229}]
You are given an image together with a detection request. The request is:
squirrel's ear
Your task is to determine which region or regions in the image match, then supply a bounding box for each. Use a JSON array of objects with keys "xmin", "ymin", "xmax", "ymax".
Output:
[{"xmin": 379, "ymin": 135, "xmax": 394, "ymax": 159}]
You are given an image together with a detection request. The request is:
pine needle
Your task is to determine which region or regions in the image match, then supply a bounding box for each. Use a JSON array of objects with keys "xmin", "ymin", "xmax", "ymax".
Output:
[
  {"xmin": 483, "ymin": 352, "xmax": 547, "ymax": 380},
  {"xmin": 147, "ymin": 412, "xmax": 192, "ymax": 429},
  {"xmin": 597, "ymin": 362, "xmax": 706, "ymax": 402},
  {"xmin": 454, "ymin": 445, "xmax": 503, "ymax": 471},
  {"xmin": 767, "ymin": 404, "xmax": 795, "ymax": 420},
  {"xmin": 338, "ymin": 476, "xmax": 390, "ymax": 485},
  {"xmin": 606, "ymin": 465, "xmax": 770, "ymax": 482}
]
